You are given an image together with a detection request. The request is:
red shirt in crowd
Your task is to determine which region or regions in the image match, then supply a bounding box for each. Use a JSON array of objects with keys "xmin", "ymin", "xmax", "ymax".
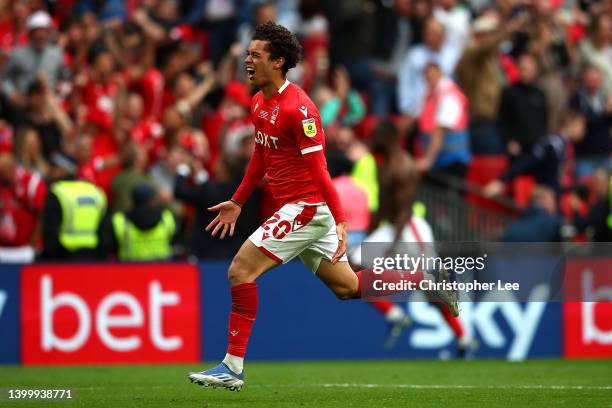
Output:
[{"xmin": 0, "ymin": 167, "xmax": 47, "ymax": 246}]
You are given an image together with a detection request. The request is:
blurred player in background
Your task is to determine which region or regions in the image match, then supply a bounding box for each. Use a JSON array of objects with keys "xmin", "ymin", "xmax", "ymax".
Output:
[
  {"xmin": 351, "ymin": 120, "xmax": 472, "ymax": 356},
  {"xmin": 188, "ymin": 22, "xmax": 458, "ymax": 391}
]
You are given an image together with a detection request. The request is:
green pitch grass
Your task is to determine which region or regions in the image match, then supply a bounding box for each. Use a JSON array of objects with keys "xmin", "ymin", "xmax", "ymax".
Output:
[{"xmin": 0, "ymin": 360, "xmax": 610, "ymax": 407}]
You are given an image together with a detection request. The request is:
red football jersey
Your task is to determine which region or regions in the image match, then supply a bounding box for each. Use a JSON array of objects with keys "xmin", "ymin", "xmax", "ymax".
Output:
[
  {"xmin": 0, "ymin": 167, "xmax": 47, "ymax": 246},
  {"xmin": 250, "ymin": 80, "xmax": 326, "ymax": 206}
]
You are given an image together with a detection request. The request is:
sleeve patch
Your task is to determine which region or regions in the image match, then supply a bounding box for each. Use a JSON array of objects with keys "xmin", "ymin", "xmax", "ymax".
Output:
[{"xmin": 302, "ymin": 118, "xmax": 317, "ymax": 137}]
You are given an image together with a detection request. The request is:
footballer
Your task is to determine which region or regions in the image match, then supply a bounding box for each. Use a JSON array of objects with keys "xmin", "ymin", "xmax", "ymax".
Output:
[{"xmin": 188, "ymin": 22, "xmax": 458, "ymax": 391}]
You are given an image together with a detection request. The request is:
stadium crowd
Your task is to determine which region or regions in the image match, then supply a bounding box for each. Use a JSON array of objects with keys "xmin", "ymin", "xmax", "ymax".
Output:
[{"xmin": 0, "ymin": 0, "xmax": 611, "ymax": 262}]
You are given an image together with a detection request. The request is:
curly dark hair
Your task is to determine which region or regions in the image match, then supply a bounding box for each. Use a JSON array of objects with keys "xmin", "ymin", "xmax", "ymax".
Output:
[{"xmin": 252, "ymin": 21, "xmax": 303, "ymax": 76}]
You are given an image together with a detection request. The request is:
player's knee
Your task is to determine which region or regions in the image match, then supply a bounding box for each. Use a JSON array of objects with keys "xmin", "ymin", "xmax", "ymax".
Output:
[
  {"xmin": 228, "ymin": 255, "xmax": 255, "ymax": 285},
  {"xmin": 334, "ymin": 284, "xmax": 358, "ymax": 300}
]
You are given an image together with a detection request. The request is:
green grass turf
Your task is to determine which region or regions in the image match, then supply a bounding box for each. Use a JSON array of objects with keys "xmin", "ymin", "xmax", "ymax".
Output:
[{"xmin": 0, "ymin": 360, "xmax": 610, "ymax": 408}]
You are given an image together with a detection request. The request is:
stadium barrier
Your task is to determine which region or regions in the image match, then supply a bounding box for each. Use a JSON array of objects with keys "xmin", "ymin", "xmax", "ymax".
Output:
[
  {"xmin": 417, "ymin": 175, "xmax": 520, "ymax": 242},
  {"xmin": 0, "ymin": 260, "xmax": 609, "ymax": 364}
]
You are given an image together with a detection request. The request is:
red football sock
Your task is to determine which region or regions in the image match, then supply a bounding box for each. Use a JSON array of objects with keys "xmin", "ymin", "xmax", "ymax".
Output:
[
  {"xmin": 369, "ymin": 300, "xmax": 395, "ymax": 315},
  {"xmin": 227, "ymin": 282, "xmax": 258, "ymax": 358},
  {"xmin": 435, "ymin": 302, "xmax": 464, "ymax": 338},
  {"xmin": 353, "ymin": 268, "xmax": 423, "ymax": 299}
]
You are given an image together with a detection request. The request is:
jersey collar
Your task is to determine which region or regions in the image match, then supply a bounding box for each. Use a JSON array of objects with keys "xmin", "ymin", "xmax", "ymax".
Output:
[{"xmin": 278, "ymin": 79, "xmax": 290, "ymax": 94}]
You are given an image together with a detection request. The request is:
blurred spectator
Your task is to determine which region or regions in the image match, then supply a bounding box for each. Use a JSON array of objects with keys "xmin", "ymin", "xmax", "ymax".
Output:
[
  {"xmin": 121, "ymin": 92, "xmax": 163, "ymax": 163},
  {"xmin": 433, "ymin": 0, "xmax": 470, "ymax": 53},
  {"xmin": 527, "ymin": 7, "xmax": 573, "ymax": 132},
  {"xmin": 111, "ymin": 142, "xmax": 154, "ymax": 213},
  {"xmin": 409, "ymin": 0, "xmax": 433, "ymax": 45},
  {"xmin": 149, "ymin": 145, "xmax": 187, "ymax": 215},
  {"xmin": 56, "ymin": 15, "xmax": 90, "ymax": 75},
  {"xmin": 578, "ymin": 13, "xmax": 612, "ymax": 93},
  {"xmin": 174, "ymin": 154, "xmax": 260, "ymax": 259},
  {"xmin": 497, "ymin": 53, "xmax": 549, "ymax": 160},
  {"xmin": 397, "ymin": 17, "xmax": 461, "ymax": 120},
  {"xmin": 2, "ymin": 11, "xmax": 63, "ymax": 107},
  {"xmin": 330, "ymin": 157, "xmax": 369, "ymax": 247},
  {"xmin": 79, "ymin": 43, "xmax": 120, "ymax": 142},
  {"xmin": 236, "ymin": 2, "xmax": 278, "ymax": 59},
  {"xmin": 314, "ymin": 66, "xmax": 366, "ymax": 128},
  {"xmin": 485, "ymin": 109, "xmax": 587, "ymax": 197},
  {"xmin": 186, "ymin": 0, "xmax": 240, "ymax": 65},
  {"xmin": 571, "ymin": 168, "xmax": 612, "ymax": 241},
  {"xmin": 456, "ymin": 12, "xmax": 527, "ymax": 155},
  {"xmin": 99, "ymin": 182, "xmax": 176, "ymax": 261},
  {"xmin": 502, "ymin": 185, "xmax": 562, "ymax": 242},
  {"xmin": 71, "ymin": 134, "xmax": 119, "ymax": 190},
  {"xmin": 160, "ymin": 105, "xmax": 210, "ymax": 167},
  {"xmin": 324, "ymin": 0, "xmax": 375, "ymax": 91},
  {"xmin": 172, "ymin": 62, "xmax": 217, "ymax": 129},
  {"xmin": 110, "ymin": 22, "xmax": 164, "ymax": 120},
  {"xmin": 8, "ymin": 78, "xmax": 71, "ymax": 160},
  {"xmin": 0, "ymin": 1, "xmax": 30, "ymax": 54},
  {"xmin": 416, "ymin": 62, "xmax": 470, "ymax": 177},
  {"xmin": 41, "ymin": 153, "xmax": 106, "ymax": 260},
  {"xmin": 569, "ymin": 65, "xmax": 612, "ymax": 179},
  {"xmin": 203, "ymin": 80, "xmax": 250, "ymax": 170},
  {"xmin": 0, "ymin": 151, "xmax": 47, "ymax": 248},
  {"xmin": 13, "ymin": 127, "xmax": 48, "ymax": 177},
  {"xmin": 327, "ymin": 125, "xmax": 378, "ymax": 218},
  {"xmin": 369, "ymin": 0, "xmax": 412, "ymax": 115}
]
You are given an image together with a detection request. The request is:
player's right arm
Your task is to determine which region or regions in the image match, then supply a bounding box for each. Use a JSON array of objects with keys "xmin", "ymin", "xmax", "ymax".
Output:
[{"xmin": 206, "ymin": 144, "xmax": 266, "ymax": 239}]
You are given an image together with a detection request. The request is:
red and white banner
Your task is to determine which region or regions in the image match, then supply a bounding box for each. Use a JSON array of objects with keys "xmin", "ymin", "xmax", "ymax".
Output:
[
  {"xmin": 563, "ymin": 259, "xmax": 612, "ymax": 358},
  {"xmin": 21, "ymin": 263, "xmax": 200, "ymax": 365}
]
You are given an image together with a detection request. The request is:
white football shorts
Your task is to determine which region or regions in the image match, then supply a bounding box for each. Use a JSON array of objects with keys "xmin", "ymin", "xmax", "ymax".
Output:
[{"xmin": 248, "ymin": 202, "xmax": 348, "ymax": 273}]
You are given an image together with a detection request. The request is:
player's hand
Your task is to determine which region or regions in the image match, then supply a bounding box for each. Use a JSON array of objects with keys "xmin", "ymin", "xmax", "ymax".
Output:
[
  {"xmin": 332, "ymin": 221, "xmax": 348, "ymax": 264},
  {"xmin": 206, "ymin": 200, "xmax": 242, "ymax": 239},
  {"xmin": 483, "ymin": 180, "xmax": 505, "ymax": 198}
]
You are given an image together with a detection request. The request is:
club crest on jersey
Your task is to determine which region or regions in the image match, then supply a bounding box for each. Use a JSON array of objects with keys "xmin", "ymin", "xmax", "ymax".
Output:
[
  {"xmin": 302, "ymin": 118, "xmax": 317, "ymax": 137},
  {"xmin": 270, "ymin": 106, "xmax": 280, "ymax": 124}
]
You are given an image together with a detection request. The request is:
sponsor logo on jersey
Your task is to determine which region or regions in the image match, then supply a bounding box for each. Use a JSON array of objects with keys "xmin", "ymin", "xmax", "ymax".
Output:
[
  {"xmin": 258, "ymin": 110, "xmax": 269, "ymax": 120},
  {"xmin": 255, "ymin": 131, "xmax": 279, "ymax": 149},
  {"xmin": 302, "ymin": 118, "xmax": 317, "ymax": 138},
  {"xmin": 299, "ymin": 106, "xmax": 308, "ymax": 117}
]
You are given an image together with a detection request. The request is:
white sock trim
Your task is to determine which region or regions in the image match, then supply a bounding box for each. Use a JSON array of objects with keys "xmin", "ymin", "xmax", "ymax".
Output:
[
  {"xmin": 223, "ymin": 353, "xmax": 244, "ymax": 374},
  {"xmin": 385, "ymin": 305, "xmax": 406, "ymax": 323}
]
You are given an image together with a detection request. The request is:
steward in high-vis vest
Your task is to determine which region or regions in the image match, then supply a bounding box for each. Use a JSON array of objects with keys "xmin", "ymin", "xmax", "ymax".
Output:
[
  {"xmin": 100, "ymin": 182, "xmax": 175, "ymax": 261},
  {"xmin": 41, "ymin": 153, "xmax": 107, "ymax": 260}
]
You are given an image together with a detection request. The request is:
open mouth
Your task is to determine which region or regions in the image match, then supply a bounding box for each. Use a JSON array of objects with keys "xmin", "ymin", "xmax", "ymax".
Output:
[{"xmin": 246, "ymin": 67, "xmax": 256, "ymax": 80}]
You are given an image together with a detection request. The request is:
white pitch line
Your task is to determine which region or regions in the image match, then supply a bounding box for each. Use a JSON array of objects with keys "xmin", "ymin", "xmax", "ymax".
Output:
[{"xmin": 318, "ymin": 384, "xmax": 612, "ymax": 391}]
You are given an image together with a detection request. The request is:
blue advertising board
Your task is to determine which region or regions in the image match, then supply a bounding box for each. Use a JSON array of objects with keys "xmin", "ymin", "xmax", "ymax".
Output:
[
  {"xmin": 0, "ymin": 265, "xmax": 20, "ymax": 363},
  {"xmin": 198, "ymin": 261, "xmax": 562, "ymax": 361}
]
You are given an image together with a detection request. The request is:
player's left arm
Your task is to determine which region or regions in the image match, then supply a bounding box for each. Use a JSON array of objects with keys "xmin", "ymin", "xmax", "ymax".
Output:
[{"xmin": 295, "ymin": 99, "xmax": 348, "ymax": 263}]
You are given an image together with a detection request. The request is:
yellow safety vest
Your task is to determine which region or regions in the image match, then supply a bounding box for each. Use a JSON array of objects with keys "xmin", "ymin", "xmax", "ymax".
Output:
[
  {"xmin": 112, "ymin": 209, "xmax": 175, "ymax": 261},
  {"xmin": 352, "ymin": 153, "xmax": 379, "ymax": 212},
  {"xmin": 51, "ymin": 181, "xmax": 107, "ymax": 251}
]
